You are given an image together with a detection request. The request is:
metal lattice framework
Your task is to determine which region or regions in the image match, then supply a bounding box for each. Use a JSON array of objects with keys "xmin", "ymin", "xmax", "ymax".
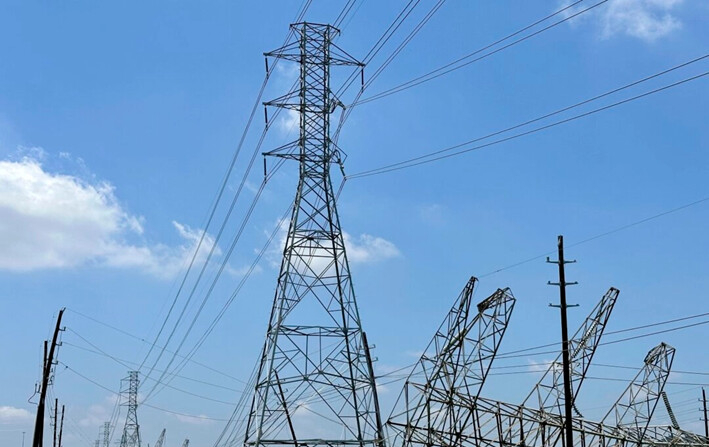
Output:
[
  {"xmin": 387, "ymin": 277, "xmax": 516, "ymax": 447},
  {"xmin": 385, "ymin": 284, "xmax": 709, "ymax": 447},
  {"xmin": 101, "ymin": 421, "xmax": 110, "ymax": 447},
  {"xmin": 524, "ymin": 288, "xmax": 620, "ymax": 417},
  {"xmin": 601, "ymin": 343, "xmax": 675, "ymax": 438},
  {"xmin": 389, "ymin": 342, "xmax": 703, "ymax": 447},
  {"xmin": 456, "ymin": 344, "xmax": 683, "ymax": 447},
  {"xmin": 244, "ymin": 22, "xmax": 383, "ymax": 447},
  {"xmin": 119, "ymin": 371, "xmax": 141, "ymax": 447},
  {"xmin": 154, "ymin": 429, "xmax": 166, "ymax": 447}
]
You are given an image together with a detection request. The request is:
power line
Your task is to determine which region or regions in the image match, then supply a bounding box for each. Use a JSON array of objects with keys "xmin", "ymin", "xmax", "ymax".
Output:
[
  {"xmin": 477, "ymin": 195, "xmax": 709, "ymax": 278},
  {"xmin": 65, "ymin": 308, "xmax": 246, "ymax": 384},
  {"xmin": 334, "ymin": 0, "xmax": 446, "ymax": 141},
  {"xmin": 354, "ymin": 0, "xmax": 607, "ymax": 105},
  {"xmin": 495, "ymin": 318, "xmax": 709, "ymax": 360},
  {"xmin": 60, "ymin": 363, "xmax": 232, "ymax": 422},
  {"xmin": 62, "ymin": 332, "xmax": 241, "ymax": 405},
  {"xmin": 61, "ymin": 340, "xmax": 241, "ymax": 393},
  {"xmin": 348, "ymin": 63, "xmax": 709, "ymax": 178},
  {"xmin": 153, "ymin": 200, "xmax": 295, "ymax": 394},
  {"xmin": 138, "ymin": 0, "xmax": 312, "ymax": 385}
]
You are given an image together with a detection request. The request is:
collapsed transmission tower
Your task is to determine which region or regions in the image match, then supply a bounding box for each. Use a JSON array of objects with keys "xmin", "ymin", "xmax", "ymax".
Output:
[
  {"xmin": 244, "ymin": 22, "xmax": 383, "ymax": 447},
  {"xmin": 119, "ymin": 371, "xmax": 141, "ymax": 447},
  {"xmin": 154, "ymin": 429, "xmax": 166, "ymax": 447},
  {"xmin": 601, "ymin": 342, "xmax": 675, "ymax": 440},
  {"xmin": 524, "ymin": 287, "xmax": 620, "ymax": 417},
  {"xmin": 387, "ymin": 277, "xmax": 516, "ymax": 447}
]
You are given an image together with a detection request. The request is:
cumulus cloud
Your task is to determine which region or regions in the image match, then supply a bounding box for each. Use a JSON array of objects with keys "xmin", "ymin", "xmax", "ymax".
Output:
[
  {"xmin": 344, "ymin": 233, "xmax": 401, "ymax": 263},
  {"xmin": 600, "ymin": 0, "xmax": 683, "ymax": 41},
  {"xmin": 265, "ymin": 216, "xmax": 400, "ymax": 268},
  {"xmin": 277, "ymin": 109, "xmax": 300, "ymax": 136},
  {"xmin": 0, "ymin": 156, "xmax": 218, "ymax": 279},
  {"xmin": 0, "ymin": 406, "xmax": 33, "ymax": 424},
  {"xmin": 564, "ymin": 0, "xmax": 684, "ymax": 41}
]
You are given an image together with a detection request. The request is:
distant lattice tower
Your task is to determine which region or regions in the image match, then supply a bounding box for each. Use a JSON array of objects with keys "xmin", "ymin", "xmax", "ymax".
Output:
[
  {"xmin": 119, "ymin": 371, "xmax": 141, "ymax": 447},
  {"xmin": 244, "ymin": 22, "xmax": 384, "ymax": 447},
  {"xmin": 101, "ymin": 421, "xmax": 110, "ymax": 447}
]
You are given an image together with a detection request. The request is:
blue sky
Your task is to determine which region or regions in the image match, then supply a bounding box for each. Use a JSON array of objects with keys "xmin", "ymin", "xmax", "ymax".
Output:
[{"xmin": 1, "ymin": 1, "xmax": 708, "ymax": 446}]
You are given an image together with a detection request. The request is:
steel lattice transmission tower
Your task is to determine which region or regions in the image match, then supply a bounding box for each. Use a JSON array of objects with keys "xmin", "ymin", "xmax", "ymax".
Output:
[
  {"xmin": 100, "ymin": 421, "xmax": 110, "ymax": 447},
  {"xmin": 119, "ymin": 371, "xmax": 141, "ymax": 447},
  {"xmin": 244, "ymin": 22, "xmax": 384, "ymax": 447}
]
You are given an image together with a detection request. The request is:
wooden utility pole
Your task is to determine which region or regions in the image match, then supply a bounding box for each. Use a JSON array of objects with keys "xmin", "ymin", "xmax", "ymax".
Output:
[
  {"xmin": 52, "ymin": 399, "xmax": 57, "ymax": 447},
  {"xmin": 548, "ymin": 236, "xmax": 577, "ymax": 447},
  {"xmin": 32, "ymin": 308, "xmax": 65, "ymax": 447},
  {"xmin": 703, "ymin": 388, "xmax": 708, "ymax": 438},
  {"xmin": 58, "ymin": 406, "xmax": 64, "ymax": 447}
]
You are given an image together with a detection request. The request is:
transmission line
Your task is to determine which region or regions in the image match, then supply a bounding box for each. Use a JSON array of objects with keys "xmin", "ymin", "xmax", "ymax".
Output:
[
  {"xmin": 61, "ymin": 362, "xmax": 232, "ymax": 422},
  {"xmin": 139, "ymin": 0, "xmax": 312, "ymax": 383},
  {"xmin": 354, "ymin": 0, "xmax": 608, "ymax": 106},
  {"xmin": 477, "ymin": 195, "xmax": 709, "ymax": 279},
  {"xmin": 63, "ymin": 331, "xmax": 241, "ymax": 405},
  {"xmin": 348, "ymin": 59, "xmax": 709, "ymax": 178}
]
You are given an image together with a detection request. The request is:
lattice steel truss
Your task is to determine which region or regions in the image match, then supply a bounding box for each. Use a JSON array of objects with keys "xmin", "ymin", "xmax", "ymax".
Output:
[
  {"xmin": 602, "ymin": 343, "xmax": 675, "ymax": 438},
  {"xmin": 119, "ymin": 371, "xmax": 141, "ymax": 447},
  {"xmin": 154, "ymin": 429, "xmax": 166, "ymax": 447},
  {"xmin": 101, "ymin": 421, "xmax": 110, "ymax": 447},
  {"xmin": 390, "ymin": 342, "xmax": 704, "ymax": 447},
  {"xmin": 387, "ymin": 278, "xmax": 516, "ymax": 447},
  {"xmin": 524, "ymin": 288, "xmax": 620, "ymax": 417},
  {"xmin": 244, "ymin": 22, "xmax": 383, "ymax": 447}
]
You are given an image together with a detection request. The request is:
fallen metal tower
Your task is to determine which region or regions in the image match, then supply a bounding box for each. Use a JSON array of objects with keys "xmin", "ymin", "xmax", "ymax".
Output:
[
  {"xmin": 154, "ymin": 429, "xmax": 166, "ymax": 447},
  {"xmin": 119, "ymin": 371, "xmax": 141, "ymax": 447},
  {"xmin": 386, "ymin": 284, "xmax": 709, "ymax": 447},
  {"xmin": 466, "ymin": 343, "xmax": 695, "ymax": 447},
  {"xmin": 387, "ymin": 277, "xmax": 516, "ymax": 447},
  {"xmin": 601, "ymin": 342, "xmax": 675, "ymax": 440},
  {"xmin": 244, "ymin": 22, "xmax": 383, "ymax": 447},
  {"xmin": 523, "ymin": 287, "xmax": 619, "ymax": 416}
]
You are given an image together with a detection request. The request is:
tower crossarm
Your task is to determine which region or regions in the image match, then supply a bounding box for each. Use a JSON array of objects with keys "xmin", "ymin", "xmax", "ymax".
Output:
[
  {"xmin": 523, "ymin": 287, "xmax": 620, "ymax": 415},
  {"xmin": 386, "ymin": 277, "xmax": 516, "ymax": 447}
]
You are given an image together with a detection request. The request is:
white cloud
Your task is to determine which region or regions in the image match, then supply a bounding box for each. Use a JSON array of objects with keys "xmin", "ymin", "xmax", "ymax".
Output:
[
  {"xmin": 344, "ymin": 233, "xmax": 401, "ymax": 263},
  {"xmin": 0, "ymin": 406, "xmax": 33, "ymax": 424},
  {"xmin": 265, "ymin": 215, "xmax": 400, "ymax": 269},
  {"xmin": 599, "ymin": 0, "xmax": 683, "ymax": 41},
  {"xmin": 0, "ymin": 156, "xmax": 218, "ymax": 279},
  {"xmin": 563, "ymin": 0, "xmax": 683, "ymax": 41},
  {"xmin": 277, "ymin": 108, "xmax": 300, "ymax": 136}
]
